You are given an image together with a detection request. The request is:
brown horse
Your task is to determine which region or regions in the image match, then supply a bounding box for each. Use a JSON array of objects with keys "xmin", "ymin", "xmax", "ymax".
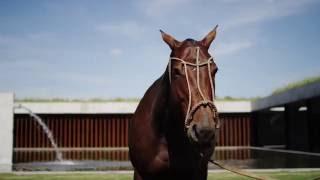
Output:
[{"xmin": 129, "ymin": 26, "xmax": 220, "ymax": 180}]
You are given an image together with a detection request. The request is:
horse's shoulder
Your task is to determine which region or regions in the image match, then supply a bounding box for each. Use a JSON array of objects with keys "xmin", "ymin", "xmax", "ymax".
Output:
[{"xmin": 135, "ymin": 76, "xmax": 165, "ymax": 113}]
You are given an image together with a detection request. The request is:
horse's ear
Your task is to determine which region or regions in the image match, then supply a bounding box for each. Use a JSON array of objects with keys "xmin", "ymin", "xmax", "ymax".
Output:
[
  {"xmin": 160, "ymin": 30, "xmax": 181, "ymax": 50},
  {"xmin": 201, "ymin": 25, "xmax": 218, "ymax": 49}
]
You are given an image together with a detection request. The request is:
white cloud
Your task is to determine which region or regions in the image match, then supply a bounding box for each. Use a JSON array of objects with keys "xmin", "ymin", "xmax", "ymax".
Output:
[
  {"xmin": 201, "ymin": 0, "xmax": 318, "ymax": 57},
  {"xmin": 54, "ymin": 72, "xmax": 109, "ymax": 85},
  {"xmin": 137, "ymin": 0, "xmax": 193, "ymax": 18},
  {"xmin": 213, "ymin": 41, "xmax": 253, "ymax": 56},
  {"xmin": 0, "ymin": 32, "xmax": 62, "ymax": 63},
  {"xmin": 109, "ymin": 48, "xmax": 123, "ymax": 56},
  {"xmin": 223, "ymin": 0, "xmax": 317, "ymax": 29},
  {"xmin": 96, "ymin": 21, "xmax": 146, "ymax": 39}
]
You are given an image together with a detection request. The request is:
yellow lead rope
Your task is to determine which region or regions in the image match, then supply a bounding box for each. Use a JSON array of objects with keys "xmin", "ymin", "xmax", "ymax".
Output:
[{"xmin": 208, "ymin": 159, "xmax": 274, "ymax": 180}]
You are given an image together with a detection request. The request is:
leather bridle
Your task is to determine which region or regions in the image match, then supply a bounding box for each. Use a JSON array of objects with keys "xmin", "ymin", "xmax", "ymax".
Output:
[{"xmin": 168, "ymin": 47, "xmax": 220, "ymax": 130}]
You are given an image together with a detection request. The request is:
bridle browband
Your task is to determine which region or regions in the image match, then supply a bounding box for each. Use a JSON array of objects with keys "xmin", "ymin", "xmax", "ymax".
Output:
[{"xmin": 168, "ymin": 47, "xmax": 220, "ymax": 130}]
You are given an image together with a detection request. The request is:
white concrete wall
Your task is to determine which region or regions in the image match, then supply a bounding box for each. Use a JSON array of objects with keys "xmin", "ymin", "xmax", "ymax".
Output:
[
  {"xmin": 14, "ymin": 102, "xmax": 139, "ymax": 114},
  {"xmin": 216, "ymin": 101, "xmax": 252, "ymax": 113},
  {"xmin": 0, "ymin": 93, "xmax": 14, "ymax": 172}
]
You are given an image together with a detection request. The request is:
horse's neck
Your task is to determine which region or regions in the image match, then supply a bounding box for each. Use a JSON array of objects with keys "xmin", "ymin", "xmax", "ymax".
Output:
[
  {"xmin": 151, "ymin": 72, "xmax": 170, "ymax": 135},
  {"xmin": 158, "ymin": 72, "xmax": 205, "ymax": 169},
  {"xmin": 154, "ymin": 71, "xmax": 207, "ymax": 172}
]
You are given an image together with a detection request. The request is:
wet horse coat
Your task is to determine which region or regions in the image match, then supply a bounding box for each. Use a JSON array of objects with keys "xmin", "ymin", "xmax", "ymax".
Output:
[{"xmin": 129, "ymin": 26, "xmax": 219, "ymax": 180}]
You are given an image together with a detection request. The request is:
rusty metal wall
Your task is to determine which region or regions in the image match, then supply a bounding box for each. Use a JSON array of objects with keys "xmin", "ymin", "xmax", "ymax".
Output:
[
  {"xmin": 218, "ymin": 114, "xmax": 251, "ymax": 146},
  {"xmin": 13, "ymin": 113, "xmax": 251, "ymax": 162}
]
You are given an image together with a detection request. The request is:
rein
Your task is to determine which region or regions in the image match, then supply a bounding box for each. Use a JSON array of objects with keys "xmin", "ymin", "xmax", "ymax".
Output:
[
  {"xmin": 208, "ymin": 158, "xmax": 271, "ymax": 180},
  {"xmin": 168, "ymin": 47, "xmax": 219, "ymax": 129},
  {"xmin": 199, "ymin": 153, "xmax": 272, "ymax": 180}
]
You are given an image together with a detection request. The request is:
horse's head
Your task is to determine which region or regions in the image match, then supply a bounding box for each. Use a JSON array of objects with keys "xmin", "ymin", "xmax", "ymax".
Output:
[{"xmin": 161, "ymin": 26, "xmax": 219, "ymax": 156}]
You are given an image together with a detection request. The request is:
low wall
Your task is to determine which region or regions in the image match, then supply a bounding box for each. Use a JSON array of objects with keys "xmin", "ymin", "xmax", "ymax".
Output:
[{"xmin": 0, "ymin": 93, "xmax": 14, "ymax": 172}]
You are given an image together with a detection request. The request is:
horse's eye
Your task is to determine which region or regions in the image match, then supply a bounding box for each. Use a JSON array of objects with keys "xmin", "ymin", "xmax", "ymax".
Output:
[{"xmin": 173, "ymin": 68, "xmax": 183, "ymax": 78}]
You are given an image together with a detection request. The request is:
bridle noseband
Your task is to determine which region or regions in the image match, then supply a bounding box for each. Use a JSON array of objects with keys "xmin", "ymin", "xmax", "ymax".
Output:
[{"xmin": 168, "ymin": 47, "xmax": 220, "ymax": 130}]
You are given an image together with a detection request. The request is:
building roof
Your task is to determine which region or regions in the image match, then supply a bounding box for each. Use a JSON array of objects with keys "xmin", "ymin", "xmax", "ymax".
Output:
[{"xmin": 252, "ymin": 81, "xmax": 320, "ymax": 111}]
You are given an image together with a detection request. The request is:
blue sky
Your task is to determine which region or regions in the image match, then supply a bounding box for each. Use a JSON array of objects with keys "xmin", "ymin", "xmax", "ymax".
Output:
[{"xmin": 0, "ymin": 0, "xmax": 320, "ymax": 99}]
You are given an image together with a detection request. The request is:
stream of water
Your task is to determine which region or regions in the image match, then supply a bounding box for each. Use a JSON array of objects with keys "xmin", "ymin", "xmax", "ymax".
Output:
[{"xmin": 14, "ymin": 104, "xmax": 64, "ymax": 162}]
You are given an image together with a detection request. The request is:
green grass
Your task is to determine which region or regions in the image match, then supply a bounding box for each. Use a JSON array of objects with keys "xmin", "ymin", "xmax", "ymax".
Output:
[
  {"xmin": 0, "ymin": 173, "xmax": 132, "ymax": 180},
  {"xmin": 272, "ymin": 75, "xmax": 320, "ymax": 95},
  {"xmin": 1, "ymin": 171, "xmax": 320, "ymax": 180},
  {"xmin": 208, "ymin": 171, "xmax": 320, "ymax": 180},
  {"xmin": 216, "ymin": 96, "xmax": 261, "ymax": 101}
]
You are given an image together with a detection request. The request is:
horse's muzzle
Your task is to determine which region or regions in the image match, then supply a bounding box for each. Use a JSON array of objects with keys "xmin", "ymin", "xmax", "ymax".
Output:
[
  {"xmin": 187, "ymin": 122, "xmax": 217, "ymax": 157},
  {"xmin": 193, "ymin": 124, "xmax": 215, "ymax": 143},
  {"xmin": 187, "ymin": 104, "xmax": 219, "ymax": 149},
  {"xmin": 188, "ymin": 123, "xmax": 216, "ymax": 146}
]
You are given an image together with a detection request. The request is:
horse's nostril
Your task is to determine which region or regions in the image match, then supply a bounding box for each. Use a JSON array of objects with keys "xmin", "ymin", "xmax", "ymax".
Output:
[
  {"xmin": 190, "ymin": 123, "xmax": 215, "ymax": 144},
  {"xmin": 192, "ymin": 124, "xmax": 199, "ymax": 139},
  {"xmin": 195, "ymin": 125, "xmax": 215, "ymax": 143}
]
